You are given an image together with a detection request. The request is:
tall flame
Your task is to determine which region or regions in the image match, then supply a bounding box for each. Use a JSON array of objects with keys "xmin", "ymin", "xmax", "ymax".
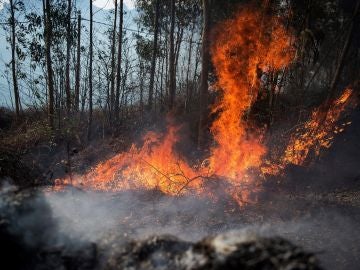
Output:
[{"xmin": 208, "ymin": 9, "xmax": 293, "ymax": 180}]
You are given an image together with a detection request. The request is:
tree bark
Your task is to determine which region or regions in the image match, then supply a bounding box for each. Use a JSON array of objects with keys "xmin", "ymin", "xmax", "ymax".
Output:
[
  {"xmin": 168, "ymin": 0, "xmax": 176, "ymax": 109},
  {"xmin": 109, "ymin": 0, "xmax": 118, "ymax": 115},
  {"xmin": 174, "ymin": 27, "xmax": 183, "ymax": 75},
  {"xmin": 74, "ymin": 12, "xmax": 81, "ymax": 111},
  {"xmin": 87, "ymin": 0, "xmax": 93, "ymax": 140},
  {"xmin": 198, "ymin": 0, "xmax": 211, "ymax": 148},
  {"xmin": 9, "ymin": 0, "xmax": 20, "ymax": 119},
  {"xmin": 114, "ymin": 0, "xmax": 123, "ymax": 121},
  {"xmin": 139, "ymin": 60, "xmax": 144, "ymax": 114},
  {"xmin": 147, "ymin": 0, "xmax": 160, "ymax": 110},
  {"xmin": 185, "ymin": 21, "xmax": 195, "ymax": 111},
  {"xmin": 44, "ymin": 0, "xmax": 55, "ymax": 129},
  {"xmin": 65, "ymin": 0, "xmax": 72, "ymax": 112}
]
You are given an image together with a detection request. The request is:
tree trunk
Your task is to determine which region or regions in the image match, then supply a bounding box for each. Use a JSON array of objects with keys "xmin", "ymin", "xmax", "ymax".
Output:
[
  {"xmin": 185, "ymin": 21, "xmax": 195, "ymax": 111},
  {"xmin": 74, "ymin": 12, "xmax": 81, "ymax": 111},
  {"xmin": 174, "ymin": 27, "xmax": 183, "ymax": 74},
  {"xmin": 139, "ymin": 60, "xmax": 144, "ymax": 114},
  {"xmin": 114, "ymin": 0, "xmax": 123, "ymax": 122},
  {"xmin": 9, "ymin": 0, "xmax": 20, "ymax": 119},
  {"xmin": 168, "ymin": 0, "xmax": 176, "ymax": 109},
  {"xmin": 44, "ymin": 0, "xmax": 55, "ymax": 129},
  {"xmin": 159, "ymin": 45, "xmax": 165, "ymax": 110},
  {"xmin": 147, "ymin": 0, "xmax": 160, "ymax": 110},
  {"xmin": 87, "ymin": 0, "xmax": 93, "ymax": 140},
  {"xmin": 109, "ymin": 0, "xmax": 118, "ymax": 115},
  {"xmin": 65, "ymin": 0, "xmax": 72, "ymax": 113},
  {"xmin": 198, "ymin": 0, "xmax": 211, "ymax": 148}
]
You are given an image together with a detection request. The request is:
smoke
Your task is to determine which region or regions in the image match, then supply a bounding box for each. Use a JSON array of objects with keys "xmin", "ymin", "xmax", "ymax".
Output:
[
  {"xmin": 45, "ymin": 187, "xmax": 235, "ymax": 242},
  {"xmin": 1, "ymin": 179, "xmax": 360, "ymax": 269}
]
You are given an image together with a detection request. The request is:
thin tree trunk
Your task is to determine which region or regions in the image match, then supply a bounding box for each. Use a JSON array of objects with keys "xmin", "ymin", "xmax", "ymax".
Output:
[
  {"xmin": 65, "ymin": 0, "xmax": 72, "ymax": 112},
  {"xmin": 198, "ymin": 0, "xmax": 211, "ymax": 148},
  {"xmin": 114, "ymin": 0, "xmax": 123, "ymax": 121},
  {"xmin": 168, "ymin": 0, "xmax": 176, "ymax": 109},
  {"xmin": 191, "ymin": 40, "xmax": 201, "ymax": 100},
  {"xmin": 159, "ymin": 47, "xmax": 165, "ymax": 109},
  {"xmin": 174, "ymin": 27, "xmax": 183, "ymax": 74},
  {"xmin": 9, "ymin": 0, "xmax": 20, "ymax": 119},
  {"xmin": 154, "ymin": 48, "xmax": 162, "ymax": 111},
  {"xmin": 185, "ymin": 22, "xmax": 195, "ymax": 111},
  {"xmin": 147, "ymin": 0, "xmax": 160, "ymax": 110},
  {"xmin": 81, "ymin": 55, "xmax": 88, "ymax": 114},
  {"xmin": 87, "ymin": 0, "xmax": 93, "ymax": 140},
  {"xmin": 139, "ymin": 61, "xmax": 144, "ymax": 114},
  {"xmin": 74, "ymin": 12, "xmax": 81, "ymax": 111},
  {"xmin": 44, "ymin": 0, "xmax": 55, "ymax": 129},
  {"xmin": 109, "ymin": 0, "xmax": 118, "ymax": 115},
  {"xmin": 120, "ymin": 57, "xmax": 129, "ymax": 120}
]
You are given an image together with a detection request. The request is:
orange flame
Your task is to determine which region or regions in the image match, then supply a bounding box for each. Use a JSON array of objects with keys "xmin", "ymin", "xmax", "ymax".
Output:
[
  {"xmin": 281, "ymin": 89, "xmax": 353, "ymax": 166},
  {"xmin": 63, "ymin": 125, "xmax": 207, "ymax": 196},
  {"xmin": 208, "ymin": 9, "xmax": 293, "ymax": 180},
  {"xmin": 262, "ymin": 88, "xmax": 354, "ymax": 175}
]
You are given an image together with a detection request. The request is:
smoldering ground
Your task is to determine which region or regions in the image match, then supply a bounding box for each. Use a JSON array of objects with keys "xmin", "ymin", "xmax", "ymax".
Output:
[{"xmin": 1, "ymin": 181, "xmax": 360, "ymax": 270}]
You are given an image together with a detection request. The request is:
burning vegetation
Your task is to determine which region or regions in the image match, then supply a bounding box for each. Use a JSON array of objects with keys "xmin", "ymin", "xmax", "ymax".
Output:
[
  {"xmin": 55, "ymin": 9, "xmax": 355, "ymax": 207},
  {"xmin": 0, "ymin": 1, "xmax": 359, "ymax": 269}
]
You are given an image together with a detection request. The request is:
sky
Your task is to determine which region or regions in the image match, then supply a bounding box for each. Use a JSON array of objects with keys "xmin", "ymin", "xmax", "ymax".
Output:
[
  {"xmin": 0, "ymin": 0, "xmax": 9, "ymax": 10},
  {"xmin": 93, "ymin": 0, "xmax": 135, "ymax": 10},
  {"xmin": 0, "ymin": 0, "xmax": 137, "ymax": 107},
  {"xmin": 0, "ymin": 0, "xmax": 135, "ymax": 11}
]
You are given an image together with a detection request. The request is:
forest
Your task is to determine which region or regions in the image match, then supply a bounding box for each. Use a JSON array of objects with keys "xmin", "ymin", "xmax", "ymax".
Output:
[{"xmin": 0, "ymin": 0, "xmax": 359, "ymax": 269}]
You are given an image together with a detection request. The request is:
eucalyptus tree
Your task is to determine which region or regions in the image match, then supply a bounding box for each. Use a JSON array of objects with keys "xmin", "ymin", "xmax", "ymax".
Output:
[
  {"xmin": 2, "ymin": 0, "xmax": 26, "ymax": 118},
  {"xmin": 114, "ymin": 0, "xmax": 124, "ymax": 121},
  {"xmin": 87, "ymin": 0, "xmax": 93, "ymax": 139}
]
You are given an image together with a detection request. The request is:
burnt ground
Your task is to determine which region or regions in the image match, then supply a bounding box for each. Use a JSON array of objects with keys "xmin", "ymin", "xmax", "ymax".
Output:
[
  {"xmin": 17, "ymin": 177, "xmax": 355, "ymax": 270},
  {"xmin": 246, "ymin": 186, "xmax": 360, "ymax": 270},
  {"xmin": 1, "ymin": 111, "xmax": 359, "ymax": 269},
  {"xmin": 44, "ymin": 108, "xmax": 360, "ymax": 269},
  {"xmin": 0, "ymin": 184, "xmax": 357, "ymax": 270}
]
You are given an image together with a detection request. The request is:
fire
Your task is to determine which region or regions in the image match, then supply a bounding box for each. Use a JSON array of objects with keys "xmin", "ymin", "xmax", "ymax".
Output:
[
  {"xmin": 262, "ymin": 88, "xmax": 355, "ymax": 175},
  {"xmin": 55, "ymin": 8, "xmax": 354, "ymax": 205},
  {"xmin": 64, "ymin": 124, "xmax": 207, "ymax": 196},
  {"xmin": 281, "ymin": 89, "xmax": 353, "ymax": 166},
  {"xmin": 208, "ymin": 9, "xmax": 293, "ymax": 180},
  {"xmin": 57, "ymin": 9, "xmax": 294, "ymax": 203}
]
